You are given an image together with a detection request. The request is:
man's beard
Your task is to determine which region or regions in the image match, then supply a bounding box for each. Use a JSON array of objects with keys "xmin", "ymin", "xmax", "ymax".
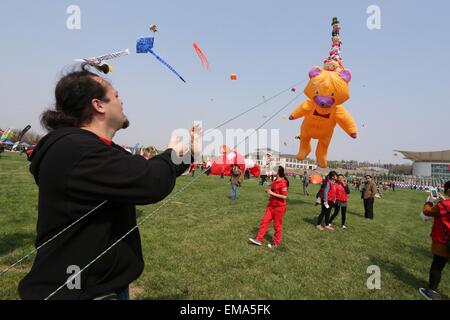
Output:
[{"xmin": 121, "ymin": 117, "xmax": 130, "ymax": 129}]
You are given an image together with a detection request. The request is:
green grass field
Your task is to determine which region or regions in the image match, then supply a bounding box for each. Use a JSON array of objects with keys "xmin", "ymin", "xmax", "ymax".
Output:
[{"xmin": 0, "ymin": 152, "xmax": 448, "ymax": 300}]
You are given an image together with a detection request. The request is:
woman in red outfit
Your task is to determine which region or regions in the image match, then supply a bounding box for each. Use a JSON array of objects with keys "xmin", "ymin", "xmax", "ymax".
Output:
[
  {"xmin": 316, "ymin": 171, "xmax": 337, "ymax": 231},
  {"xmin": 419, "ymin": 181, "xmax": 450, "ymax": 300},
  {"xmin": 329, "ymin": 174, "xmax": 350, "ymax": 229},
  {"xmin": 249, "ymin": 166, "xmax": 289, "ymax": 249}
]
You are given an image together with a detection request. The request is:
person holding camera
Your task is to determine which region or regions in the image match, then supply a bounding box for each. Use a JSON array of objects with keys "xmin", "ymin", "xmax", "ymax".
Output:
[{"xmin": 419, "ymin": 181, "xmax": 450, "ymax": 300}]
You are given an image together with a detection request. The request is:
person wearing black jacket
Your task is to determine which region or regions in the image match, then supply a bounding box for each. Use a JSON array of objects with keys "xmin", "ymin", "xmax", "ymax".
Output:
[{"xmin": 18, "ymin": 68, "xmax": 200, "ymax": 300}]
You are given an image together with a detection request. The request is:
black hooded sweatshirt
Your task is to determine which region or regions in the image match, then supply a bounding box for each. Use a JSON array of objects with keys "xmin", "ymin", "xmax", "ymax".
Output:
[{"xmin": 18, "ymin": 127, "xmax": 190, "ymax": 299}]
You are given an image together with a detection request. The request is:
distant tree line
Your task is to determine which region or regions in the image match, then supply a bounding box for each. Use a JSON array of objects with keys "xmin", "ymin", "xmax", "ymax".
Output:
[{"xmin": 327, "ymin": 160, "xmax": 412, "ymax": 175}]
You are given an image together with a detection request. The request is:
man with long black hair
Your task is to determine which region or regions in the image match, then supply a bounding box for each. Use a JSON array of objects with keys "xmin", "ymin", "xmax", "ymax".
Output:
[{"xmin": 19, "ymin": 67, "xmax": 200, "ymax": 300}]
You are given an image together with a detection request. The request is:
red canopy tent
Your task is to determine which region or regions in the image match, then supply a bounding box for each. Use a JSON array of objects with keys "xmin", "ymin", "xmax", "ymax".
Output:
[
  {"xmin": 209, "ymin": 150, "xmax": 261, "ymax": 177},
  {"xmin": 209, "ymin": 151, "xmax": 245, "ymax": 176}
]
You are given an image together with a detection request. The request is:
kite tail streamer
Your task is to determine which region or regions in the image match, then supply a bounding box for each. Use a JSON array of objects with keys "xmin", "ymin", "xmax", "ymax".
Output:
[
  {"xmin": 323, "ymin": 17, "xmax": 344, "ymax": 73},
  {"xmin": 148, "ymin": 49, "xmax": 186, "ymax": 83},
  {"xmin": 193, "ymin": 43, "xmax": 210, "ymax": 70},
  {"xmin": 101, "ymin": 48, "xmax": 130, "ymax": 61}
]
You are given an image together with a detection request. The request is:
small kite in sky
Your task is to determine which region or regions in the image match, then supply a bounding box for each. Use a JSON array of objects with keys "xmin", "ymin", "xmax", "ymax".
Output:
[
  {"xmin": 149, "ymin": 24, "xmax": 158, "ymax": 33},
  {"xmin": 136, "ymin": 36, "xmax": 186, "ymax": 83},
  {"xmin": 75, "ymin": 49, "xmax": 130, "ymax": 74},
  {"xmin": 193, "ymin": 42, "xmax": 210, "ymax": 71}
]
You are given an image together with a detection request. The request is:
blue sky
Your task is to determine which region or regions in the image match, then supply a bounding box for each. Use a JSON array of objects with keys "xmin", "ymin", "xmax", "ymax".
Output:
[{"xmin": 0, "ymin": 0, "xmax": 448, "ymax": 163}]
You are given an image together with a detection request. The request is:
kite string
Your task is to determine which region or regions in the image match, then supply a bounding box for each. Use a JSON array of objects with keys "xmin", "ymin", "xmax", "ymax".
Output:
[
  {"xmin": 0, "ymin": 201, "xmax": 107, "ymax": 277},
  {"xmin": 235, "ymin": 93, "xmax": 303, "ymax": 148},
  {"xmin": 44, "ymin": 92, "xmax": 302, "ymax": 300},
  {"xmin": 0, "ymin": 163, "xmax": 29, "ymax": 175},
  {"xmin": 204, "ymin": 78, "xmax": 307, "ymax": 137},
  {"xmin": 45, "ymin": 172, "xmax": 205, "ymax": 300}
]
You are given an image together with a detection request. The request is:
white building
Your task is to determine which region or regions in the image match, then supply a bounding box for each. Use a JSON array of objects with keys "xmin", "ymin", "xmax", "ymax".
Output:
[
  {"xmin": 279, "ymin": 154, "xmax": 317, "ymax": 171},
  {"xmin": 245, "ymin": 149, "xmax": 317, "ymax": 173},
  {"xmin": 395, "ymin": 149, "xmax": 450, "ymax": 180},
  {"xmin": 245, "ymin": 148, "xmax": 280, "ymax": 168}
]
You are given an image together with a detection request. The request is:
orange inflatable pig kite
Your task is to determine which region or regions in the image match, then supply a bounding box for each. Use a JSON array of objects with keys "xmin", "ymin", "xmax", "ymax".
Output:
[{"xmin": 289, "ymin": 18, "xmax": 357, "ymax": 168}]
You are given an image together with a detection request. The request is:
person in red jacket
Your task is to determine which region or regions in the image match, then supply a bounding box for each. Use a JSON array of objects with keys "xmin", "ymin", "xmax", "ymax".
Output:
[
  {"xmin": 316, "ymin": 171, "xmax": 338, "ymax": 231},
  {"xmin": 249, "ymin": 166, "xmax": 289, "ymax": 249},
  {"xmin": 329, "ymin": 174, "xmax": 350, "ymax": 229},
  {"xmin": 419, "ymin": 180, "xmax": 450, "ymax": 300}
]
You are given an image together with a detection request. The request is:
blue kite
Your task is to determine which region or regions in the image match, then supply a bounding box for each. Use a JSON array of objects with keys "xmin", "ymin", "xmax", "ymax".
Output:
[{"xmin": 136, "ymin": 37, "xmax": 186, "ymax": 83}]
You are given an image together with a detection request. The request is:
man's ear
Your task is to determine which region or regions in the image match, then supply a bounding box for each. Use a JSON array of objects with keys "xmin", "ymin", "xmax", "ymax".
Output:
[{"xmin": 91, "ymin": 99, "xmax": 106, "ymax": 114}]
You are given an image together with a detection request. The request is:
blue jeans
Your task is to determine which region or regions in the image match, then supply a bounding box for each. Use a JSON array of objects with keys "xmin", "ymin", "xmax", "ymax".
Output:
[
  {"xmin": 231, "ymin": 184, "xmax": 238, "ymax": 200},
  {"xmin": 116, "ymin": 286, "xmax": 130, "ymax": 300}
]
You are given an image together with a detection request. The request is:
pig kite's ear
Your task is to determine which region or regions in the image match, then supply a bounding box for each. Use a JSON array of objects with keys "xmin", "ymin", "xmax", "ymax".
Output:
[
  {"xmin": 308, "ymin": 67, "xmax": 322, "ymax": 79},
  {"xmin": 339, "ymin": 69, "xmax": 352, "ymax": 82}
]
